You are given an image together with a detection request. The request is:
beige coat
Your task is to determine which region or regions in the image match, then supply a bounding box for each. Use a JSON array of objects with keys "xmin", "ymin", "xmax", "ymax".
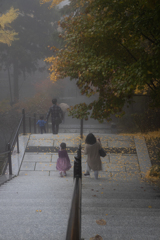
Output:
[{"xmin": 84, "ymin": 141, "xmax": 102, "ymax": 171}]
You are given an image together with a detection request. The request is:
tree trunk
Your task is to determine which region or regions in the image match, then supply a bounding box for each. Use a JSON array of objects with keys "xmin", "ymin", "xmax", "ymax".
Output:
[
  {"xmin": 7, "ymin": 67, "xmax": 13, "ymax": 105},
  {"xmin": 13, "ymin": 61, "xmax": 19, "ymax": 103}
]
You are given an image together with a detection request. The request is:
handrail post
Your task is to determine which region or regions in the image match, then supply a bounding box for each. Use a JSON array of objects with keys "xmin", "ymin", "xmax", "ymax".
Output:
[
  {"xmin": 22, "ymin": 108, "xmax": 26, "ymax": 135},
  {"xmin": 74, "ymin": 144, "xmax": 82, "ymax": 179},
  {"xmin": 34, "ymin": 113, "xmax": 36, "ymax": 133},
  {"xmin": 29, "ymin": 117, "xmax": 31, "ymax": 133},
  {"xmin": 17, "ymin": 135, "xmax": 19, "ymax": 153},
  {"xmin": 80, "ymin": 119, "xmax": 83, "ymax": 139},
  {"xmin": 8, "ymin": 143, "xmax": 12, "ymax": 175},
  {"xmin": 46, "ymin": 121, "xmax": 48, "ymax": 133}
]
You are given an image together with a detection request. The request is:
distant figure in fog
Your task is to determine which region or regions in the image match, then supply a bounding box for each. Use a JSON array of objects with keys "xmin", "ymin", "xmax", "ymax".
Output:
[
  {"xmin": 36, "ymin": 116, "xmax": 46, "ymax": 134},
  {"xmin": 46, "ymin": 98, "xmax": 63, "ymax": 134},
  {"xmin": 56, "ymin": 142, "xmax": 72, "ymax": 177},
  {"xmin": 83, "ymin": 133, "xmax": 102, "ymax": 179}
]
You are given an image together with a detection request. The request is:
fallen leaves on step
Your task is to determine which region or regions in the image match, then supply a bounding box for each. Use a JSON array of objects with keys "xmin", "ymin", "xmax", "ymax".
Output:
[
  {"xmin": 96, "ymin": 219, "xmax": 106, "ymax": 225},
  {"xmin": 90, "ymin": 234, "xmax": 103, "ymax": 240}
]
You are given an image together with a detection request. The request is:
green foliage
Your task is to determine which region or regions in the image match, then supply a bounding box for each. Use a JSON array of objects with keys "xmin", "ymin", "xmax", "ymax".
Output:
[
  {"xmin": 132, "ymin": 109, "xmax": 160, "ymax": 132},
  {"xmin": 45, "ymin": 0, "xmax": 160, "ymax": 121}
]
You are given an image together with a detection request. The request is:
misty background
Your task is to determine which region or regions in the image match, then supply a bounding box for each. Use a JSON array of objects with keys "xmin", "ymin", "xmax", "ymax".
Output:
[{"xmin": 0, "ymin": 0, "xmax": 157, "ymax": 153}]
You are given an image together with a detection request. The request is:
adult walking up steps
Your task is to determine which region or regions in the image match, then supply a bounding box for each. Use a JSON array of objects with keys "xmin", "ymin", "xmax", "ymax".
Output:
[
  {"xmin": 0, "ymin": 133, "xmax": 160, "ymax": 239},
  {"xmin": 81, "ymin": 134, "xmax": 160, "ymax": 240}
]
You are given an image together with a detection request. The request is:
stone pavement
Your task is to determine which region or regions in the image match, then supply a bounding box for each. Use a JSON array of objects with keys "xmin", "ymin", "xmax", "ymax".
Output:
[
  {"xmin": 0, "ymin": 132, "xmax": 160, "ymax": 240},
  {"xmin": 14, "ymin": 133, "xmax": 151, "ymax": 181}
]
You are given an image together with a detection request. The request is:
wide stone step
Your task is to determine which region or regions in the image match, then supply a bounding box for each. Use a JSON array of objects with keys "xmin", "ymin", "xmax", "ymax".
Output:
[
  {"xmin": 0, "ymin": 181, "xmax": 156, "ymax": 189},
  {"xmin": 82, "ymin": 226, "xmax": 160, "ymax": 240},
  {"xmin": 82, "ymin": 191, "xmax": 159, "ymax": 200},
  {"xmin": 82, "ymin": 198, "xmax": 160, "ymax": 209},
  {"xmin": 0, "ymin": 191, "xmax": 159, "ymax": 202},
  {"xmin": 82, "ymin": 214, "xmax": 160, "ymax": 228},
  {"xmin": 82, "ymin": 206, "xmax": 160, "ymax": 216},
  {"xmin": 0, "ymin": 182, "xmax": 74, "ymax": 189},
  {"xmin": 1, "ymin": 177, "xmax": 151, "ymax": 186},
  {"xmin": 0, "ymin": 198, "xmax": 72, "ymax": 207},
  {"xmin": 0, "ymin": 205, "xmax": 159, "ymax": 217},
  {"xmin": 0, "ymin": 210, "xmax": 68, "ymax": 240},
  {"xmin": 0, "ymin": 197, "xmax": 159, "ymax": 209},
  {"xmin": 0, "ymin": 192, "xmax": 73, "ymax": 200}
]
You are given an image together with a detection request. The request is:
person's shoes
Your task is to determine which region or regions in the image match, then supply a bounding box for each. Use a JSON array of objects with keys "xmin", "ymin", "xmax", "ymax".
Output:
[
  {"xmin": 84, "ymin": 172, "xmax": 90, "ymax": 176},
  {"xmin": 63, "ymin": 172, "xmax": 67, "ymax": 176},
  {"xmin": 59, "ymin": 172, "xmax": 63, "ymax": 177}
]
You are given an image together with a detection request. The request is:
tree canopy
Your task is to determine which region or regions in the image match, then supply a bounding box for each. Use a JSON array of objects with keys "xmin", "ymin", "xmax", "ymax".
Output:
[
  {"xmin": 42, "ymin": 0, "xmax": 160, "ymax": 121},
  {"xmin": 0, "ymin": 0, "xmax": 61, "ymax": 103},
  {"xmin": 0, "ymin": 7, "xmax": 19, "ymax": 46}
]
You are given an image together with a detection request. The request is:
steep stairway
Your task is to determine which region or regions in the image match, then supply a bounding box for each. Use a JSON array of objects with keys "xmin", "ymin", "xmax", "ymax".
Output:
[
  {"xmin": 0, "ymin": 132, "xmax": 160, "ymax": 240},
  {"xmin": 0, "ymin": 175, "xmax": 74, "ymax": 240},
  {"xmin": 0, "ymin": 172, "xmax": 160, "ymax": 240},
  {"xmin": 81, "ymin": 176, "xmax": 160, "ymax": 240}
]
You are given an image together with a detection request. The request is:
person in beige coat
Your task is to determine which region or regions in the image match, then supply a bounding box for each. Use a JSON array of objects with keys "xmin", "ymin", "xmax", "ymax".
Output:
[{"xmin": 83, "ymin": 133, "xmax": 102, "ymax": 179}]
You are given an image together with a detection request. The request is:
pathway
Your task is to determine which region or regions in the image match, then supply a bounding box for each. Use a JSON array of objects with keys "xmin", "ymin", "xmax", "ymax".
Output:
[{"xmin": 0, "ymin": 132, "xmax": 160, "ymax": 239}]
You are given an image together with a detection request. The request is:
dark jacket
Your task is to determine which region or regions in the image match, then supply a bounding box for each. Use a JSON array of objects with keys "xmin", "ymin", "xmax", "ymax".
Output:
[{"xmin": 46, "ymin": 104, "xmax": 63, "ymax": 122}]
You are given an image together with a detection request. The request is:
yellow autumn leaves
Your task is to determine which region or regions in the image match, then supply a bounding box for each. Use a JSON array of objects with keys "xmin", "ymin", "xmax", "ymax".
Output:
[
  {"xmin": 40, "ymin": 0, "xmax": 64, "ymax": 9},
  {"xmin": 0, "ymin": 7, "xmax": 19, "ymax": 46}
]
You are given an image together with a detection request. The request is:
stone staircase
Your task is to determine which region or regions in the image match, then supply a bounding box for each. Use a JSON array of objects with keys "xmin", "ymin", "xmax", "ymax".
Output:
[
  {"xmin": 81, "ymin": 176, "xmax": 160, "ymax": 240},
  {"xmin": 0, "ymin": 133, "xmax": 160, "ymax": 240},
  {"xmin": 0, "ymin": 175, "xmax": 74, "ymax": 240}
]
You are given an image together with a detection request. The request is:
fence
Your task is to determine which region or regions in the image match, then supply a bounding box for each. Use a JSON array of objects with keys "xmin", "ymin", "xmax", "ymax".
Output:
[
  {"xmin": 66, "ymin": 145, "xmax": 82, "ymax": 240},
  {"xmin": 0, "ymin": 109, "xmax": 84, "ymax": 176}
]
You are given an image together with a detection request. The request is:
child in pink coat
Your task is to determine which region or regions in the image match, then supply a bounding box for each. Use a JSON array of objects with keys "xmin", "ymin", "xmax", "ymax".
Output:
[{"xmin": 56, "ymin": 142, "xmax": 71, "ymax": 177}]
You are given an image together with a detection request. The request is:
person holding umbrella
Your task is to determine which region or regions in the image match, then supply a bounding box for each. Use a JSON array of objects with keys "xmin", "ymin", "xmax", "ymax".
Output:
[{"xmin": 59, "ymin": 103, "xmax": 69, "ymax": 123}]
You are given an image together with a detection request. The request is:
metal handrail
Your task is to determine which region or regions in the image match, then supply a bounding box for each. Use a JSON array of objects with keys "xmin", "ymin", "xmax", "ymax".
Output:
[
  {"xmin": 66, "ymin": 178, "xmax": 82, "ymax": 240},
  {"xmin": 0, "ymin": 151, "xmax": 9, "ymax": 156},
  {"xmin": 10, "ymin": 116, "xmax": 23, "ymax": 151},
  {"xmin": 66, "ymin": 145, "xmax": 82, "ymax": 240},
  {"xmin": 0, "ymin": 109, "xmax": 25, "ymax": 176},
  {"xmin": 0, "ymin": 151, "xmax": 9, "ymax": 176}
]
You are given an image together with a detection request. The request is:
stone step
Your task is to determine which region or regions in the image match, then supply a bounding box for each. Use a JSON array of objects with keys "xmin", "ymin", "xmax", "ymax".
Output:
[
  {"xmin": 0, "ymin": 186, "xmax": 157, "ymax": 193},
  {"xmin": 81, "ymin": 214, "xmax": 160, "ymax": 228},
  {"xmin": 82, "ymin": 206, "xmax": 160, "ymax": 216},
  {"xmin": 0, "ymin": 181, "xmax": 74, "ymax": 188},
  {"xmin": 0, "ymin": 198, "xmax": 71, "ymax": 207},
  {"xmin": 0, "ymin": 190, "xmax": 158, "ymax": 201},
  {"xmin": 0, "ymin": 179, "xmax": 152, "ymax": 186},
  {"xmin": 82, "ymin": 198, "xmax": 160, "ymax": 209},
  {"xmin": 1, "ymin": 175, "xmax": 144, "ymax": 183},
  {"xmin": 82, "ymin": 226, "xmax": 160, "ymax": 240},
  {"xmin": 0, "ymin": 208, "xmax": 159, "ymax": 240},
  {"xmin": 82, "ymin": 191, "xmax": 159, "ymax": 200},
  {"xmin": 0, "ymin": 198, "xmax": 159, "ymax": 208},
  {"xmin": 0, "ymin": 211, "xmax": 68, "ymax": 240},
  {"xmin": 0, "ymin": 192, "xmax": 73, "ymax": 200},
  {"xmin": 0, "ymin": 205, "xmax": 159, "ymax": 217}
]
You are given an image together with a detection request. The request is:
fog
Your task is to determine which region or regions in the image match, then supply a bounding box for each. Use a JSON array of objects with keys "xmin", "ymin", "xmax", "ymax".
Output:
[{"xmin": 0, "ymin": 0, "xmax": 154, "ymax": 153}]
